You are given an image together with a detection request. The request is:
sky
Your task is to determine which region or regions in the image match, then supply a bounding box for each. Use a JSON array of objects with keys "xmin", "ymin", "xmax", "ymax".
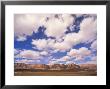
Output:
[{"xmin": 14, "ymin": 14, "xmax": 97, "ymax": 65}]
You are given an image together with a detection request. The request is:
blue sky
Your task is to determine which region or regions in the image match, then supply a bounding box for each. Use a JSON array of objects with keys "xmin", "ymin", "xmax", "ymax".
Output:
[{"xmin": 14, "ymin": 14, "xmax": 97, "ymax": 65}]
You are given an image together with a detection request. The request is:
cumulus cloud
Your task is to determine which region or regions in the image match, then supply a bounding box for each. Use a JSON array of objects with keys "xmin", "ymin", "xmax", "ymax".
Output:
[
  {"xmin": 91, "ymin": 40, "xmax": 97, "ymax": 50},
  {"xmin": 15, "ymin": 59, "xmax": 41, "ymax": 64},
  {"xmin": 32, "ymin": 32, "xmax": 82, "ymax": 52},
  {"xmin": 48, "ymin": 55, "xmax": 70, "ymax": 65},
  {"xmin": 46, "ymin": 16, "xmax": 97, "ymax": 52},
  {"xmin": 48, "ymin": 59, "xmax": 59, "ymax": 65},
  {"xmin": 57, "ymin": 56, "xmax": 70, "ymax": 62},
  {"xmin": 79, "ymin": 17, "xmax": 97, "ymax": 43},
  {"xmin": 14, "ymin": 14, "xmax": 48, "ymax": 41},
  {"xmin": 61, "ymin": 17, "xmax": 97, "ymax": 46},
  {"xmin": 15, "ymin": 14, "xmax": 75, "ymax": 41},
  {"xmin": 32, "ymin": 38, "xmax": 70, "ymax": 52},
  {"xmin": 67, "ymin": 47, "xmax": 91, "ymax": 61},
  {"xmin": 61, "ymin": 16, "xmax": 96, "ymax": 45},
  {"xmin": 79, "ymin": 47, "xmax": 91, "ymax": 56},
  {"xmin": 15, "ymin": 59, "xmax": 34, "ymax": 64},
  {"xmin": 15, "ymin": 49, "xmax": 49, "ymax": 61},
  {"xmin": 47, "ymin": 39, "xmax": 56, "ymax": 48},
  {"xmin": 63, "ymin": 33, "xmax": 82, "ymax": 47},
  {"xmin": 44, "ymin": 14, "xmax": 74, "ymax": 38},
  {"xmin": 16, "ymin": 36, "xmax": 27, "ymax": 41},
  {"xmin": 19, "ymin": 50, "xmax": 40, "ymax": 59},
  {"xmin": 67, "ymin": 49, "xmax": 79, "ymax": 57},
  {"xmin": 53, "ymin": 42, "xmax": 70, "ymax": 51},
  {"xmin": 32, "ymin": 39, "xmax": 48, "ymax": 50},
  {"xmin": 15, "ymin": 14, "xmax": 38, "ymax": 40},
  {"xmin": 32, "ymin": 38, "xmax": 56, "ymax": 50},
  {"xmin": 40, "ymin": 51, "xmax": 48, "ymax": 56},
  {"xmin": 61, "ymin": 56, "xmax": 70, "ymax": 61}
]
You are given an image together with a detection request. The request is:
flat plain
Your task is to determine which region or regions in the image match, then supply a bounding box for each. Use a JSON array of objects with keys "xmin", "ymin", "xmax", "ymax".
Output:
[{"xmin": 14, "ymin": 71, "xmax": 97, "ymax": 76}]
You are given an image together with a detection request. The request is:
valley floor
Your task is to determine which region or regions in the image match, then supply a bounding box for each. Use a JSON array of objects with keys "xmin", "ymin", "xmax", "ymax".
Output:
[{"xmin": 14, "ymin": 71, "xmax": 97, "ymax": 76}]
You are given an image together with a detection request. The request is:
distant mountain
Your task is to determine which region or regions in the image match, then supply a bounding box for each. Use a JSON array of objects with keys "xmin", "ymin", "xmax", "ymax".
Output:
[
  {"xmin": 30, "ymin": 64, "xmax": 49, "ymax": 70},
  {"xmin": 48, "ymin": 64, "xmax": 80, "ymax": 70},
  {"xmin": 14, "ymin": 63, "xmax": 31, "ymax": 69},
  {"xmin": 14, "ymin": 63, "xmax": 96, "ymax": 71}
]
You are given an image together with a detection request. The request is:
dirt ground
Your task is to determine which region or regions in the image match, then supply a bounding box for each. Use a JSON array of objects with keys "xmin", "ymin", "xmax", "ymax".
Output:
[{"xmin": 14, "ymin": 71, "xmax": 97, "ymax": 76}]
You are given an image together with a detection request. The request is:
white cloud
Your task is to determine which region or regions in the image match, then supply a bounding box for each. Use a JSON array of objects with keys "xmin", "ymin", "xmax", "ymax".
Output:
[
  {"xmin": 14, "ymin": 49, "xmax": 19, "ymax": 55},
  {"xmin": 31, "ymin": 27, "xmax": 96, "ymax": 52},
  {"xmin": 78, "ymin": 47, "xmax": 91, "ymax": 56},
  {"xmin": 15, "ymin": 14, "xmax": 38, "ymax": 38},
  {"xmin": 15, "ymin": 59, "xmax": 41, "ymax": 64},
  {"xmin": 16, "ymin": 36, "xmax": 27, "ymax": 41},
  {"xmin": 14, "ymin": 14, "xmax": 48, "ymax": 41},
  {"xmin": 47, "ymin": 32, "xmax": 82, "ymax": 52},
  {"xmin": 15, "ymin": 14, "xmax": 75, "ymax": 41},
  {"xmin": 48, "ymin": 59, "xmax": 59, "ymax": 65},
  {"xmin": 44, "ymin": 14, "xmax": 74, "ymax": 38},
  {"xmin": 66, "ymin": 61, "xmax": 74, "ymax": 64},
  {"xmin": 32, "ymin": 39, "xmax": 48, "ymax": 50},
  {"xmin": 63, "ymin": 33, "xmax": 82, "ymax": 47},
  {"xmin": 50, "ymin": 16, "xmax": 97, "ymax": 52},
  {"xmin": 79, "ymin": 17, "xmax": 97, "ymax": 43},
  {"xmin": 62, "ymin": 17, "xmax": 97, "ymax": 46},
  {"xmin": 67, "ymin": 49, "xmax": 79, "ymax": 57},
  {"xmin": 53, "ymin": 42, "xmax": 70, "ymax": 51},
  {"xmin": 80, "ymin": 17, "xmax": 95, "ymax": 31},
  {"xmin": 19, "ymin": 50, "xmax": 40, "ymax": 59},
  {"xmin": 15, "ymin": 59, "xmax": 34, "ymax": 64},
  {"xmin": 48, "ymin": 56, "xmax": 53, "ymax": 60},
  {"xmin": 48, "ymin": 55, "xmax": 71, "ymax": 65},
  {"xmin": 67, "ymin": 47, "xmax": 91, "ymax": 61},
  {"xmin": 91, "ymin": 40, "xmax": 97, "ymax": 50},
  {"xmin": 51, "ymin": 17, "xmax": 97, "ymax": 51},
  {"xmin": 14, "ymin": 14, "xmax": 96, "ymax": 45},
  {"xmin": 47, "ymin": 39, "xmax": 56, "ymax": 48},
  {"xmin": 50, "ymin": 49, "xmax": 59, "ymax": 53},
  {"xmin": 32, "ymin": 38, "xmax": 56, "ymax": 50},
  {"xmin": 75, "ymin": 55, "xmax": 83, "ymax": 61},
  {"xmin": 16, "ymin": 49, "xmax": 49, "ymax": 61},
  {"xmin": 40, "ymin": 51, "xmax": 48, "ymax": 56},
  {"xmin": 60, "ymin": 56, "xmax": 70, "ymax": 61}
]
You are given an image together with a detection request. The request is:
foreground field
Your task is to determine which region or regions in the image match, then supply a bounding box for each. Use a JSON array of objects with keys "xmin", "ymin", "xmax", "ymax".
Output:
[{"xmin": 14, "ymin": 71, "xmax": 97, "ymax": 76}]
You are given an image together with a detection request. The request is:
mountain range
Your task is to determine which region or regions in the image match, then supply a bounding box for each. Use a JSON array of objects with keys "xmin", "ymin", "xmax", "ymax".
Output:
[{"xmin": 14, "ymin": 63, "xmax": 96, "ymax": 71}]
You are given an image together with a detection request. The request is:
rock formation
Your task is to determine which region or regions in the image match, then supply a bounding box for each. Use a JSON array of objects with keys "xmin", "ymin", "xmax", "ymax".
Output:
[{"xmin": 14, "ymin": 63, "xmax": 96, "ymax": 71}]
